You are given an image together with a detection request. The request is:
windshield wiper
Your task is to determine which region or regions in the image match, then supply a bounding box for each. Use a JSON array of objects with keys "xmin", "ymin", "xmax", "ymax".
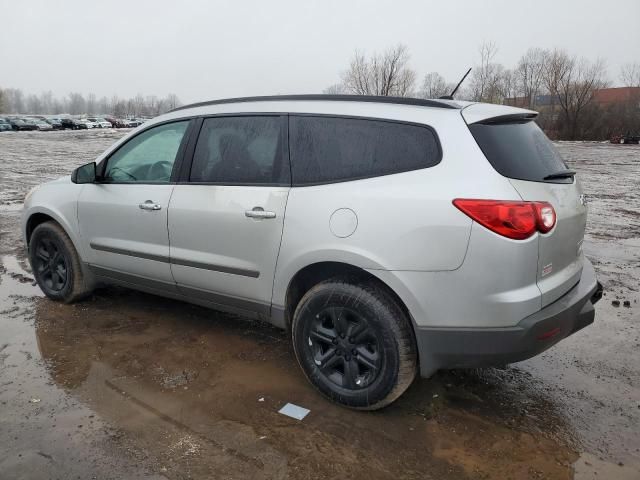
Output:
[{"xmin": 544, "ymin": 170, "xmax": 576, "ymax": 180}]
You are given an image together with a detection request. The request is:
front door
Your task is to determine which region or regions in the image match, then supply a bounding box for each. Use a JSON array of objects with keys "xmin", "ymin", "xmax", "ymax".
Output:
[
  {"xmin": 78, "ymin": 120, "xmax": 190, "ymax": 286},
  {"xmin": 168, "ymin": 115, "xmax": 290, "ymax": 316}
]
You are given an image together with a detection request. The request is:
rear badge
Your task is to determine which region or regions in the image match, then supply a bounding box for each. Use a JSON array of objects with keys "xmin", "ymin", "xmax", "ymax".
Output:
[
  {"xmin": 579, "ymin": 194, "xmax": 587, "ymax": 206},
  {"xmin": 542, "ymin": 263, "xmax": 553, "ymax": 276}
]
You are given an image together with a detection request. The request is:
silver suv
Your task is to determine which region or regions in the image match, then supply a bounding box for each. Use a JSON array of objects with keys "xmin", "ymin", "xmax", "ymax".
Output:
[{"xmin": 22, "ymin": 95, "xmax": 603, "ymax": 409}]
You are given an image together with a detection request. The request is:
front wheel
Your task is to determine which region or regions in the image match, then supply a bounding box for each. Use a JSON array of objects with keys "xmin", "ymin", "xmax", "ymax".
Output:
[
  {"xmin": 292, "ymin": 279, "xmax": 417, "ymax": 410},
  {"xmin": 29, "ymin": 221, "xmax": 93, "ymax": 303}
]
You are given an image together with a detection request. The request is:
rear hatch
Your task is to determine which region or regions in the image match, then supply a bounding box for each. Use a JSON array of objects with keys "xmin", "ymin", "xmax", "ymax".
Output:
[{"xmin": 464, "ymin": 106, "xmax": 587, "ymax": 307}]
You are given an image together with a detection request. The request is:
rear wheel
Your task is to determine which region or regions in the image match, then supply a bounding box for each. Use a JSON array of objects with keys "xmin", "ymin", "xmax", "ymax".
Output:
[
  {"xmin": 29, "ymin": 221, "xmax": 93, "ymax": 303},
  {"xmin": 292, "ymin": 279, "xmax": 417, "ymax": 410}
]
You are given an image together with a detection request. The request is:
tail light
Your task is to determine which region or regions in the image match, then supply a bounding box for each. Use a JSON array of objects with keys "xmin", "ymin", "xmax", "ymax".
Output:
[{"xmin": 453, "ymin": 199, "xmax": 556, "ymax": 240}]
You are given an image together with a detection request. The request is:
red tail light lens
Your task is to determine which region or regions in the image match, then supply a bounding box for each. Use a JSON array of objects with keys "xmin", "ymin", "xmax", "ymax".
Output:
[{"xmin": 453, "ymin": 199, "xmax": 556, "ymax": 240}]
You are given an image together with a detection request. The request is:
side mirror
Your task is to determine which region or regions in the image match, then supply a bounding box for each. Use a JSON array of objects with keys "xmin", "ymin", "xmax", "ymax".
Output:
[{"xmin": 71, "ymin": 162, "xmax": 97, "ymax": 184}]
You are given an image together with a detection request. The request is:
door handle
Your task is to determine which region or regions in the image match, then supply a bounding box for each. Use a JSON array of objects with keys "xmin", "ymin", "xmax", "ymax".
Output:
[
  {"xmin": 139, "ymin": 200, "xmax": 162, "ymax": 211},
  {"xmin": 245, "ymin": 207, "xmax": 276, "ymax": 219}
]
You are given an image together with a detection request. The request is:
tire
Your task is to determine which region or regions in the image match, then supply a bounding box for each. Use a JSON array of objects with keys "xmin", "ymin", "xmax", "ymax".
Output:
[
  {"xmin": 292, "ymin": 278, "xmax": 417, "ymax": 410},
  {"xmin": 28, "ymin": 221, "xmax": 93, "ymax": 303}
]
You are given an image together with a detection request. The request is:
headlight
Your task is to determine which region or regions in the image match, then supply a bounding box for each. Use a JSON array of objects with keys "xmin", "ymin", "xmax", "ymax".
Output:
[{"xmin": 24, "ymin": 185, "xmax": 40, "ymax": 203}]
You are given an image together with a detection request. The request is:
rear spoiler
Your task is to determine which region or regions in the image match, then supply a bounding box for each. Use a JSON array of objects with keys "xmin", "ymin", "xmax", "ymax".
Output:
[
  {"xmin": 474, "ymin": 113, "xmax": 538, "ymax": 125},
  {"xmin": 461, "ymin": 103, "xmax": 538, "ymax": 125}
]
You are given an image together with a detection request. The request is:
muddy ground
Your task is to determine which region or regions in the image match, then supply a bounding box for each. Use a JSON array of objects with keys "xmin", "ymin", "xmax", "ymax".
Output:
[{"xmin": 0, "ymin": 130, "xmax": 639, "ymax": 480}]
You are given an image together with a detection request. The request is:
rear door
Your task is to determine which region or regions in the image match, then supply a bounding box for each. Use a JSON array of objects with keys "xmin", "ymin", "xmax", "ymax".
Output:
[
  {"xmin": 467, "ymin": 112, "xmax": 587, "ymax": 307},
  {"xmin": 167, "ymin": 115, "xmax": 290, "ymax": 317}
]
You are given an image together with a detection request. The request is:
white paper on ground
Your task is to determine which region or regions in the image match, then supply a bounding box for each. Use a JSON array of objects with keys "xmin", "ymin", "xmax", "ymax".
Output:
[{"xmin": 278, "ymin": 403, "xmax": 310, "ymax": 420}]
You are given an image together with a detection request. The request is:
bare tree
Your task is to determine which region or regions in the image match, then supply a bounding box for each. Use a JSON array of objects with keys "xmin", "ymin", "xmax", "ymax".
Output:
[
  {"xmin": 341, "ymin": 44, "xmax": 416, "ymax": 97},
  {"xmin": 164, "ymin": 93, "xmax": 181, "ymax": 111},
  {"xmin": 39, "ymin": 91, "xmax": 53, "ymax": 114},
  {"xmin": 323, "ymin": 83, "xmax": 347, "ymax": 94},
  {"xmin": 620, "ymin": 63, "xmax": 640, "ymax": 87},
  {"xmin": 67, "ymin": 92, "xmax": 86, "ymax": 115},
  {"xmin": 156, "ymin": 97, "xmax": 168, "ymax": 115},
  {"xmin": 0, "ymin": 88, "xmax": 5, "ymax": 113},
  {"xmin": 26, "ymin": 94, "xmax": 42, "ymax": 114},
  {"xmin": 469, "ymin": 41, "xmax": 505, "ymax": 103},
  {"xmin": 132, "ymin": 94, "xmax": 145, "ymax": 116},
  {"xmin": 515, "ymin": 47, "xmax": 548, "ymax": 108},
  {"xmin": 499, "ymin": 69, "xmax": 519, "ymax": 103},
  {"xmin": 543, "ymin": 50, "xmax": 608, "ymax": 139},
  {"xmin": 111, "ymin": 96, "xmax": 127, "ymax": 118},
  {"xmin": 417, "ymin": 72, "xmax": 451, "ymax": 99},
  {"xmin": 86, "ymin": 93, "xmax": 97, "ymax": 115},
  {"xmin": 98, "ymin": 96, "xmax": 109, "ymax": 114},
  {"xmin": 4, "ymin": 88, "xmax": 25, "ymax": 113}
]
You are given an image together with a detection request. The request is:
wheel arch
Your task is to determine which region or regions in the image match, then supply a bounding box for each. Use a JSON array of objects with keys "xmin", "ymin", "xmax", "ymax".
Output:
[
  {"xmin": 24, "ymin": 208, "xmax": 82, "ymax": 257},
  {"xmin": 25, "ymin": 212, "xmax": 58, "ymax": 245},
  {"xmin": 280, "ymin": 261, "xmax": 414, "ymax": 335}
]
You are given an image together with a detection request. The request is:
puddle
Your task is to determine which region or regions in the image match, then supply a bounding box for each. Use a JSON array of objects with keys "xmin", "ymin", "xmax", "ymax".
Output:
[
  {"xmin": 29, "ymin": 285, "xmax": 578, "ymax": 479},
  {"xmin": 0, "ymin": 255, "xmax": 42, "ymax": 304}
]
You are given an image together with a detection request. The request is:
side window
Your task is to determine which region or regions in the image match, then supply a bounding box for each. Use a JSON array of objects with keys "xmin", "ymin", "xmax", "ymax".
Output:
[
  {"xmin": 103, "ymin": 121, "xmax": 189, "ymax": 183},
  {"xmin": 289, "ymin": 116, "xmax": 441, "ymax": 185},
  {"xmin": 189, "ymin": 116, "xmax": 289, "ymax": 185}
]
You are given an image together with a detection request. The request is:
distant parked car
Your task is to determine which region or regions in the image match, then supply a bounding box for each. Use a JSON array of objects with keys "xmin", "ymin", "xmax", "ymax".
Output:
[
  {"xmin": 107, "ymin": 118, "xmax": 132, "ymax": 128},
  {"xmin": 610, "ymin": 133, "xmax": 640, "ymax": 144},
  {"xmin": 9, "ymin": 118, "xmax": 38, "ymax": 131},
  {"xmin": 88, "ymin": 117, "xmax": 113, "ymax": 128},
  {"xmin": 60, "ymin": 118, "xmax": 76, "ymax": 130},
  {"xmin": 33, "ymin": 119, "xmax": 54, "ymax": 131},
  {"xmin": 0, "ymin": 118, "xmax": 12, "ymax": 132},
  {"xmin": 103, "ymin": 116, "xmax": 119, "ymax": 127},
  {"xmin": 61, "ymin": 118, "xmax": 89, "ymax": 130},
  {"xmin": 46, "ymin": 118, "xmax": 64, "ymax": 130},
  {"xmin": 127, "ymin": 118, "xmax": 144, "ymax": 127},
  {"xmin": 74, "ymin": 119, "xmax": 93, "ymax": 129}
]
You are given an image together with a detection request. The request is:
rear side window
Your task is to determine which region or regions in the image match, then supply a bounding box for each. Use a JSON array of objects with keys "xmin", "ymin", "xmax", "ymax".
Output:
[
  {"xmin": 469, "ymin": 120, "xmax": 570, "ymax": 184},
  {"xmin": 289, "ymin": 116, "xmax": 441, "ymax": 185},
  {"xmin": 190, "ymin": 116, "xmax": 289, "ymax": 185}
]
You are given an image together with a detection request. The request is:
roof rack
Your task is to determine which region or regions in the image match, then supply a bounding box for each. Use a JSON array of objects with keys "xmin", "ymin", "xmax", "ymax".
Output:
[{"xmin": 170, "ymin": 94, "xmax": 459, "ymax": 113}]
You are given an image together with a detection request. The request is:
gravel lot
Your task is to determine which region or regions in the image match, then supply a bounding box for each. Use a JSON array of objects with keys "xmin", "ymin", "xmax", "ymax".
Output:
[{"xmin": 0, "ymin": 130, "xmax": 639, "ymax": 480}]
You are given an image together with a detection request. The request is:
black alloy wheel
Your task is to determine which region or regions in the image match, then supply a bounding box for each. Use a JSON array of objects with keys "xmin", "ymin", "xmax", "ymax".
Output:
[
  {"xmin": 33, "ymin": 237, "xmax": 69, "ymax": 294},
  {"xmin": 307, "ymin": 306, "xmax": 382, "ymax": 390}
]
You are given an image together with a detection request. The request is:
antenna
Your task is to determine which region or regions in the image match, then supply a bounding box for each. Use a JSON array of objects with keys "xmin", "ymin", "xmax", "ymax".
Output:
[{"xmin": 439, "ymin": 68, "xmax": 472, "ymax": 100}]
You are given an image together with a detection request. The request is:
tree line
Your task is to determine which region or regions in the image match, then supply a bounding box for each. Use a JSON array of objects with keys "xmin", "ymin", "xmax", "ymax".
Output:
[
  {"xmin": 0, "ymin": 89, "xmax": 182, "ymax": 119},
  {"xmin": 326, "ymin": 43, "xmax": 640, "ymax": 140},
  {"xmin": 2, "ymin": 44, "xmax": 638, "ymax": 139}
]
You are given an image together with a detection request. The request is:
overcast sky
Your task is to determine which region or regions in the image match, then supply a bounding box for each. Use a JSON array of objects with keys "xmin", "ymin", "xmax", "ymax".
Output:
[{"xmin": 2, "ymin": 0, "xmax": 638, "ymax": 103}]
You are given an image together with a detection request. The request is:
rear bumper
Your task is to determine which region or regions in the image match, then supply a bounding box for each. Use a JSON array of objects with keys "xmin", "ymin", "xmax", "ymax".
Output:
[{"xmin": 415, "ymin": 258, "xmax": 601, "ymax": 377}]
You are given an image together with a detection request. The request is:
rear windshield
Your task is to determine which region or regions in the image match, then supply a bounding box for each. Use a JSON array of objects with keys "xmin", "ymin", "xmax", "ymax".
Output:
[{"xmin": 469, "ymin": 120, "xmax": 571, "ymax": 184}]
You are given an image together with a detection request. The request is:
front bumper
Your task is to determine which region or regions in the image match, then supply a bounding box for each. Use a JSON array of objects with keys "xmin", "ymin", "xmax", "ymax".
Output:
[{"xmin": 415, "ymin": 259, "xmax": 602, "ymax": 377}]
